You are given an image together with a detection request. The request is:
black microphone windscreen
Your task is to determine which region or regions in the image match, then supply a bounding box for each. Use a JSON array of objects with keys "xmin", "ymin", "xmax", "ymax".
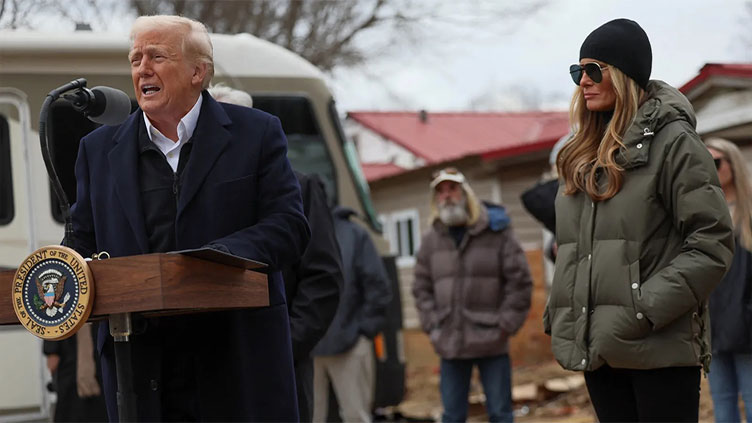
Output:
[{"xmin": 88, "ymin": 86, "xmax": 131, "ymax": 126}]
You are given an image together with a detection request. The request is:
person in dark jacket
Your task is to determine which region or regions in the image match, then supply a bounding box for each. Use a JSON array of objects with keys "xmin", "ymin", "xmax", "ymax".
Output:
[
  {"xmin": 43, "ymin": 324, "xmax": 108, "ymax": 422},
  {"xmin": 312, "ymin": 206, "xmax": 392, "ymax": 423},
  {"xmin": 71, "ymin": 15, "xmax": 309, "ymax": 421},
  {"xmin": 208, "ymin": 84, "xmax": 344, "ymax": 423},
  {"xmin": 284, "ymin": 171, "xmax": 343, "ymax": 422},
  {"xmin": 548, "ymin": 19, "xmax": 733, "ymax": 422},
  {"xmin": 521, "ymin": 133, "xmax": 572, "ymax": 274},
  {"xmin": 413, "ymin": 167, "xmax": 532, "ymax": 423},
  {"xmin": 706, "ymin": 138, "xmax": 752, "ymax": 423}
]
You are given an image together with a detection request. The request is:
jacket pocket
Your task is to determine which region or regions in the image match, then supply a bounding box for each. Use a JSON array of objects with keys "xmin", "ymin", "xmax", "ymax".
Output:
[
  {"xmin": 209, "ymin": 174, "xmax": 257, "ymax": 225},
  {"xmin": 434, "ymin": 307, "xmax": 452, "ymax": 329},
  {"xmin": 212, "ymin": 173, "xmax": 257, "ymax": 196},
  {"xmin": 628, "ymin": 260, "xmax": 652, "ymax": 337},
  {"xmin": 429, "ymin": 307, "xmax": 452, "ymax": 347},
  {"xmin": 463, "ymin": 309, "xmax": 500, "ymax": 326},
  {"xmin": 744, "ymin": 303, "xmax": 752, "ymax": 348},
  {"xmin": 462, "ymin": 308, "xmax": 504, "ymax": 350}
]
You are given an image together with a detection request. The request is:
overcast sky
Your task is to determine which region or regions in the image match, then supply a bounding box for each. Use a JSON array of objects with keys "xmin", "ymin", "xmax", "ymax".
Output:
[
  {"xmin": 14, "ymin": 0, "xmax": 750, "ymax": 114},
  {"xmin": 329, "ymin": 0, "xmax": 751, "ymax": 112}
]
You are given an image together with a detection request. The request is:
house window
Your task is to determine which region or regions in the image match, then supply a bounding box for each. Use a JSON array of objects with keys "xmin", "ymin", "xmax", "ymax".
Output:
[
  {"xmin": 382, "ymin": 209, "xmax": 420, "ymax": 266},
  {"xmin": 0, "ymin": 115, "xmax": 13, "ymax": 225}
]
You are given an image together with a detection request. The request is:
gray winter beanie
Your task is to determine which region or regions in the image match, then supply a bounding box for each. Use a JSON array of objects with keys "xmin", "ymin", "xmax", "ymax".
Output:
[{"xmin": 579, "ymin": 18, "xmax": 652, "ymax": 89}]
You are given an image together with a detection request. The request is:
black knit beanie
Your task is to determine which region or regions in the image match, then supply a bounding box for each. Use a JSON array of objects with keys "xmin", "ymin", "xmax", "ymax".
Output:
[{"xmin": 579, "ymin": 18, "xmax": 652, "ymax": 89}]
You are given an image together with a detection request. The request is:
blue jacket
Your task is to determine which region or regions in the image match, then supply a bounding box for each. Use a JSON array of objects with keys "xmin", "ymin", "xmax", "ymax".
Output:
[
  {"xmin": 709, "ymin": 238, "xmax": 752, "ymax": 353},
  {"xmin": 312, "ymin": 207, "xmax": 391, "ymax": 355},
  {"xmin": 70, "ymin": 92, "xmax": 309, "ymax": 421}
]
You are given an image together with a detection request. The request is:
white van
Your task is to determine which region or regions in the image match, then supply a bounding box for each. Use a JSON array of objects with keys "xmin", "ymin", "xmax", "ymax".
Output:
[{"xmin": 0, "ymin": 30, "xmax": 384, "ymax": 421}]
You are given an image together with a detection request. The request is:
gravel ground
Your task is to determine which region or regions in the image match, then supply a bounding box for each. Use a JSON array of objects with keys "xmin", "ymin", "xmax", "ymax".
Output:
[{"xmin": 396, "ymin": 329, "xmax": 718, "ymax": 422}]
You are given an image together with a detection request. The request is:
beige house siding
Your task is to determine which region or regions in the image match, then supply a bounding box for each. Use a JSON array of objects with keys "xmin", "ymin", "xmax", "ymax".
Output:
[
  {"xmin": 498, "ymin": 160, "xmax": 551, "ymax": 249},
  {"xmin": 740, "ymin": 142, "xmax": 752, "ymax": 162},
  {"xmin": 370, "ymin": 171, "xmax": 433, "ymax": 329}
]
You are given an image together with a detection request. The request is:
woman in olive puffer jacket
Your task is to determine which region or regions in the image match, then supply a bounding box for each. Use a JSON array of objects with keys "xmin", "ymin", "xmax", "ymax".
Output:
[{"xmin": 545, "ymin": 19, "xmax": 734, "ymax": 422}]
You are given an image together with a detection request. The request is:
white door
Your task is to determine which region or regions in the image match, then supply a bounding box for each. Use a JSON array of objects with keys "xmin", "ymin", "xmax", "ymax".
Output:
[{"xmin": 0, "ymin": 88, "xmax": 53, "ymax": 422}]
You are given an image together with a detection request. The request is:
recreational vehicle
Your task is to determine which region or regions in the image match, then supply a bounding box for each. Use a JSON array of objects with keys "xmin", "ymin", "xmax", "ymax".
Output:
[{"xmin": 0, "ymin": 30, "xmax": 400, "ymax": 420}]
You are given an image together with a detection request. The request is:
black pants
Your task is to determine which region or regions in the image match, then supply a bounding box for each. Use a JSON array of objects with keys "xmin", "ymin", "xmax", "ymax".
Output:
[
  {"xmin": 584, "ymin": 365, "xmax": 700, "ymax": 422},
  {"xmin": 295, "ymin": 358, "xmax": 314, "ymax": 423}
]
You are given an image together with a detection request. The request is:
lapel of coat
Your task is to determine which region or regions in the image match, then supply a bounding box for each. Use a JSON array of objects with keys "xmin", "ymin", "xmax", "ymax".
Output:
[
  {"xmin": 108, "ymin": 112, "xmax": 149, "ymax": 253},
  {"xmin": 177, "ymin": 92, "xmax": 232, "ymax": 217}
]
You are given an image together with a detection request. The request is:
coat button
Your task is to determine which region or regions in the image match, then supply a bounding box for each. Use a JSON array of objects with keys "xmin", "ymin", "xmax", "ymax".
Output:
[
  {"xmin": 587, "ymin": 254, "xmax": 592, "ymax": 261},
  {"xmin": 636, "ymin": 143, "xmax": 643, "ymax": 149},
  {"xmin": 631, "ymin": 283, "xmax": 639, "ymax": 289},
  {"xmin": 150, "ymin": 379, "xmax": 159, "ymax": 391},
  {"xmin": 581, "ymin": 358, "xmax": 587, "ymax": 366},
  {"xmin": 636, "ymin": 312, "xmax": 644, "ymax": 320},
  {"xmin": 591, "ymin": 202, "xmax": 594, "ymax": 208},
  {"xmin": 582, "ymin": 306, "xmax": 587, "ymax": 314}
]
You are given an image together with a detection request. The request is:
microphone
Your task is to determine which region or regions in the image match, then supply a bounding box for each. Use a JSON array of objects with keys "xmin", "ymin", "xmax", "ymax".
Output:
[
  {"xmin": 39, "ymin": 78, "xmax": 132, "ymax": 246},
  {"xmin": 63, "ymin": 86, "xmax": 132, "ymax": 125}
]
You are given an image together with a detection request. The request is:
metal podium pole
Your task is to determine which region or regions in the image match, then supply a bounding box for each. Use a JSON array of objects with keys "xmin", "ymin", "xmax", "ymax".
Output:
[{"xmin": 109, "ymin": 312, "xmax": 138, "ymax": 422}]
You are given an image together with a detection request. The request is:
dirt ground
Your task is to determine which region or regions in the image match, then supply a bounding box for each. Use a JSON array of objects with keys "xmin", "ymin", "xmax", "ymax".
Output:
[
  {"xmin": 395, "ymin": 329, "xmax": 717, "ymax": 422},
  {"xmin": 392, "ymin": 251, "xmax": 719, "ymax": 422}
]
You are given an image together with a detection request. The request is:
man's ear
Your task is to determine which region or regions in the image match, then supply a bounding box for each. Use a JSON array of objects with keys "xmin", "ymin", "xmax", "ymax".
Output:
[{"xmin": 192, "ymin": 62, "xmax": 208, "ymax": 87}]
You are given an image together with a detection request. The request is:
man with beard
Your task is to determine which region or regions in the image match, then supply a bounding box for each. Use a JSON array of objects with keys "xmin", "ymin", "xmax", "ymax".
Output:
[{"xmin": 412, "ymin": 167, "xmax": 532, "ymax": 423}]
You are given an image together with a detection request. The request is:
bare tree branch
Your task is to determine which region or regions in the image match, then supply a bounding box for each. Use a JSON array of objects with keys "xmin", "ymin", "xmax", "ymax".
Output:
[
  {"xmin": 2, "ymin": 0, "xmax": 51, "ymax": 29},
  {"xmin": 4, "ymin": 0, "xmax": 546, "ymax": 73},
  {"xmin": 123, "ymin": 0, "xmax": 548, "ymax": 71},
  {"xmin": 272, "ymin": 0, "xmax": 299, "ymax": 49}
]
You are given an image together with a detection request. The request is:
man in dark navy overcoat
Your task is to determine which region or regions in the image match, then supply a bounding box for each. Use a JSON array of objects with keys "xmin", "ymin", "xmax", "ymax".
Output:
[{"xmin": 68, "ymin": 14, "xmax": 309, "ymax": 422}]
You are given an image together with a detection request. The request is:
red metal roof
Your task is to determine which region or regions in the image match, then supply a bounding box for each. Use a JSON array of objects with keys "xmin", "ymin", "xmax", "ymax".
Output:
[
  {"xmin": 360, "ymin": 163, "xmax": 406, "ymax": 182},
  {"xmin": 348, "ymin": 111, "xmax": 570, "ymax": 176},
  {"xmin": 679, "ymin": 63, "xmax": 752, "ymax": 94}
]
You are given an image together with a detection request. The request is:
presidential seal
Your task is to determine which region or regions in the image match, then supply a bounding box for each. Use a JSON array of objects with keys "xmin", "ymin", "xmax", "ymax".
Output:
[{"xmin": 12, "ymin": 246, "xmax": 94, "ymax": 340}]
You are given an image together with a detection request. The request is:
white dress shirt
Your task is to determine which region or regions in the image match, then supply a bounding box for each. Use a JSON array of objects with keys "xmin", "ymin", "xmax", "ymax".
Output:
[{"xmin": 142, "ymin": 94, "xmax": 203, "ymax": 172}]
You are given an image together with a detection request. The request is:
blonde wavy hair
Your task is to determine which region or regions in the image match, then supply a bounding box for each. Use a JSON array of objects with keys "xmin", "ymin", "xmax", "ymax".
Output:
[
  {"xmin": 557, "ymin": 65, "xmax": 647, "ymax": 201},
  {"xmin": 705, "ymin": 138, "xmax": 752, "ymax": 250}
]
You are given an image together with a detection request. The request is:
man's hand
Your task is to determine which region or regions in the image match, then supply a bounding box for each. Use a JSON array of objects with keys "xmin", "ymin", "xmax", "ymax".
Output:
[
  {"xmin": 46, "ymin": 354, "xmax": 60, "ymax": 374},
  {"xmin": 429, "ymin": 328, "xmax": 441, "ymax": 344},
  {"xmin": 76, "ymin": 324, "xmax": 101, "ymax": 398}
]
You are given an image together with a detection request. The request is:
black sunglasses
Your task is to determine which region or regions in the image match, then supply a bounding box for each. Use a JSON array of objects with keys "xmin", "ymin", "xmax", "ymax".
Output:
[
  {"xmin": 569, "ymin": 62, "xmax": 609, "ymax": 85},
  {"xmin": 714, "ymin": 157, "xmax": 724, "ymax": 170}
]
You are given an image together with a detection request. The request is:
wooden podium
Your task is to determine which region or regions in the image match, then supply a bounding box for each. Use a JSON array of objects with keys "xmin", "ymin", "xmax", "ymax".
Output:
[
  {"xmin": 0, "ymin": 251, "xmax": 269, "ymax": 325},
  {"xmin": 1, "ymin": 250, "xmax": 269, "ymax": 422}
]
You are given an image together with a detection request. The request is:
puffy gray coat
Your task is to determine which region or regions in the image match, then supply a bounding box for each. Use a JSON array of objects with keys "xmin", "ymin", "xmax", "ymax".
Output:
[
  {"xmin": 545, "ymin": 80, "xmax": 735, "ymax": 372},
  {"xmin": 413, "ymin": 204, "xmax": 532, "ymax": 359}
]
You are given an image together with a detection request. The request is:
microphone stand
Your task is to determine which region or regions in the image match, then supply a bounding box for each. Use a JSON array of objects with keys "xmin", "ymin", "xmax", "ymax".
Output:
[
  {"xmin": 39, "ymin": 78, "xmax": 139, "ymax": 422},
  {"xmin": 39, "ymin": 78, "xmax": 87, "ymax": 248}
]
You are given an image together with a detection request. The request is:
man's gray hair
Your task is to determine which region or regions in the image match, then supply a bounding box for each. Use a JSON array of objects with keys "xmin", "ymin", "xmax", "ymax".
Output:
[
  {"xmin": 207, "ymin": 83, "xmax": 253, "ymax": 108},
  {"xmin": 130, "ymin": 15, "xmax": 215, "ymax": 89}
]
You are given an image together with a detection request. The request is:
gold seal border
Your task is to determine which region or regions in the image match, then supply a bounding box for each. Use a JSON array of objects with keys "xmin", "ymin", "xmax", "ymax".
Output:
[{"xmin": 11, "ymin": 246, "xmax": 95, "ymax": 340}]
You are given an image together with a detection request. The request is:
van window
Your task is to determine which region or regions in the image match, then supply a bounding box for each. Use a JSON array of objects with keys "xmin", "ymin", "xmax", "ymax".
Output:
[
  {"xmin": 328, "ymin": 100, "xmax": 382, "ymax": 233},
  {"xmin": 0, "ymin": 115, "xmax": 13, "ymax": 225},
  {"xmin": 252, "ymin": 96, "xmax": 337, "ymax": 205}
]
